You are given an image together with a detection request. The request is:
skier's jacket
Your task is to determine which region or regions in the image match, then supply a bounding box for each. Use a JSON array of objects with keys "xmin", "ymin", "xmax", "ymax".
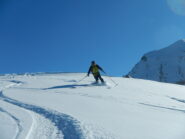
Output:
[{"xmin": 88, "ymin": 64, "xmax": 104, "ymax": 76}]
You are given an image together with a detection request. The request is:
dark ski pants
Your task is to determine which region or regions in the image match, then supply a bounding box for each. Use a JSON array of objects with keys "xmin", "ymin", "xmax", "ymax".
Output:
[{"xmin": 93, "ymin": 72, "xmax": 104, "ymax": 83}]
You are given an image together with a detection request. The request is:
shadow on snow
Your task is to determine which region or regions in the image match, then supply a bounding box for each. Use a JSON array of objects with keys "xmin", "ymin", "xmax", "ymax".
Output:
[{"xmin": 44, "ymin": 84, "xmax": 93, "ymax": 90}]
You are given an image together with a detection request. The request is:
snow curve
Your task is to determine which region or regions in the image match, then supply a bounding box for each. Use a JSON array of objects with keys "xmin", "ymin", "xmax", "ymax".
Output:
[
  {"xmin": 0, "ymin": 91, "xmax": 85, "ymax": 139},
  {"xmin": 0, "ymin": 107, "xmax": 22, "ymax": 139}
]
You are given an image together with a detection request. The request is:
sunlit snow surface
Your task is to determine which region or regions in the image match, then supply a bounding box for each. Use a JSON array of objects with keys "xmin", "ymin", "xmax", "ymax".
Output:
[{"xmin": 0, "ymin": 73, "xmax": 185, "ymax": 139}]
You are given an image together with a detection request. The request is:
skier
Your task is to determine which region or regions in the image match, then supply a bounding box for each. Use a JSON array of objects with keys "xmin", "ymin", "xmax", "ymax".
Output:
[{"xmin": 87, "ymin": 61, "xmax": 105, "ymax": 83}]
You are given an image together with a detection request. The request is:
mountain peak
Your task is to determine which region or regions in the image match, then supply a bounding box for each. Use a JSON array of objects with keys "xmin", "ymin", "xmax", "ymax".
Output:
[
  {"xmin": 168, "ymin": 39, "xmax": 185, "ymax": 48},
  {"xmin": 128, "ymin": 39, "xmax": 185, "ymax": 84},
  {"xmin": 158, "ymin": 39, "xmax": 185, "ymax": 53}
]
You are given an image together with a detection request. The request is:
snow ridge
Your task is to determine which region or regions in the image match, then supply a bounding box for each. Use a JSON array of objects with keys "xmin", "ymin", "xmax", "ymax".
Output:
[{"xmin": 0, "ymin": 91, "xmax": 85, "ymax": 139}]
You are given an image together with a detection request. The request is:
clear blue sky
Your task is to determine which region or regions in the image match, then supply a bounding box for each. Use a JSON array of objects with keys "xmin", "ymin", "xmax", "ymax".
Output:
[{"xmin": 1, "ymin": 0, "xmax": 185, "ymax": 76}]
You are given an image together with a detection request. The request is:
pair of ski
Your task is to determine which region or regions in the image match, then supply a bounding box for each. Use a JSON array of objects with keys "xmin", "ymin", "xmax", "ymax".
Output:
[
  {"xmin": 77, "ymin": 75, "xmax": 118, "ymax": 88},
  {"xmin": 91, "ymin": 81, "xmax": 118, "ymax": 88}
]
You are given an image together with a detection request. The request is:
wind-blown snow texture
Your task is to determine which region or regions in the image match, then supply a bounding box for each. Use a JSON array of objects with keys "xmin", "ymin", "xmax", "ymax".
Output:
[
  {"xmin": 0, "ymin": 73, "xmax": 185, "ymax": 139},
  {"xmin": 128, "ymin": 39, "xmax": 185, "ymax": 84}
]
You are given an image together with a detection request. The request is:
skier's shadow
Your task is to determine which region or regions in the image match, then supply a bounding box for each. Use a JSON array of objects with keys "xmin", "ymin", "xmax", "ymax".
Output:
[{"xmin": 44, "ymin": 84, "xmax": 91, "ymax": 89}]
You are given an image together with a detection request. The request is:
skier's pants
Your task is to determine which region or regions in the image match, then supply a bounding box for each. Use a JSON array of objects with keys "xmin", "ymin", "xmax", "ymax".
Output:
[{"xmin": 93, "ymin": 72, "xmax": 104, "ymax": 83}]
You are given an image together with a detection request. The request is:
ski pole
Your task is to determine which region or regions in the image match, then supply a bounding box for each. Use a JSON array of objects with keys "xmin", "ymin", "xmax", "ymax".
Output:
[
  {"xmin": 76, "ymin": 75, "xmax": 87, "ymax": 83},
  {"xmin": 104, "ymin": 72, "xmax": 118, "ymax": 86},
  {"xmin": 107, "ymin": 76, "xmax": 118, "ymax": 86}
]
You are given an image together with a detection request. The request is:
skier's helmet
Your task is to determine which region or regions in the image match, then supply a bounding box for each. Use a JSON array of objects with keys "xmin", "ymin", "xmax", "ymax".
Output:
[{"xmin": 91, "ymin": 61, "xmax": 95, "ymax": 65}]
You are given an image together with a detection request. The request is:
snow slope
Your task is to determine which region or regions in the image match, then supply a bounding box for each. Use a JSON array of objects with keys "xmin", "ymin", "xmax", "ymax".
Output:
[
  {"xmin": 0, "ymin": 73, "xmax": 185, "ymax": 139},
  {"xmin": 128, "ymin": 39, "xmax": 185, "ymax": 84}
]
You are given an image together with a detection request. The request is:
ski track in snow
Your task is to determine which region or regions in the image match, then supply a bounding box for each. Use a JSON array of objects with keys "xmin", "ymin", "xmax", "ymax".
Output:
[
  {"xmin": 0, "ymin": 81, "xmax": 85, "ymax": 139},
  {"xmin": 140, "ymin": 102, "xmax": 185, "ymax": 113},
  {"xmin": 9, "ymin": 80, "xmax": 25, "ymax": 84},
  {"xmin": 0, "ymin": 91, "xmax": 85, "ymax": 139},
  {"xmin": 0, "ymin": 107, "xmax": 22, "ymax": 139},
  {"xmin": 171, "ymin": 97, "xmax": 185, "ymax": 104}
]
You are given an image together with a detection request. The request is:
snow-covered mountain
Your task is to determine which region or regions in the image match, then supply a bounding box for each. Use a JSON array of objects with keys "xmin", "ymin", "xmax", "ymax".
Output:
[
  {"xmin": 0, "ymin": 73, "xmax": 185, "ymax": 139},
  {"xmin": 128, "ymin": 39, "xmax": 185, "ymax": 84}
]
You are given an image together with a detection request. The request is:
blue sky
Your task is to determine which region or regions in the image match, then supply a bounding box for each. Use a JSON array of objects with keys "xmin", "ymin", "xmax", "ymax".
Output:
[{"xmin": 1, "ymin": 0, "xmax": 185, "ymax": 76}]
